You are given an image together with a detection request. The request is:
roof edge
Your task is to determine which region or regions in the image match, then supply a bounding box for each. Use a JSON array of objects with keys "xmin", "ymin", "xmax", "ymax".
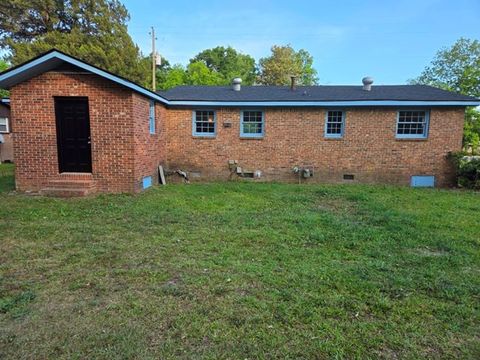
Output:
[
  {"xmin": 1, "ymin": 50, "xmax": 478, "ymax": 108},
  {"xmin": 166, "ymin": 100, "xmax": 480, "ymax": 107},
  {"xmin": 0, "ymin": 49, "xmax": 168, "ymax": 104}
]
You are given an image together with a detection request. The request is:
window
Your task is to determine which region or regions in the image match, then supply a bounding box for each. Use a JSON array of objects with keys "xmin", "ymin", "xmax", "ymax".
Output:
[
  {"xmin": 193, "ymin": 110, "xmax": 216, "ymax": 136},
  {"xmin": 0, "ymin": 117, "xmax": 8, "ymax": 133},
  {"xmin": 149, "ymin": 101, "xmax": 155, "ymax": 134},
  {"xmin": 325, "ymin": 110, "xmax": 345, "ymax": 138},
  {"xmin": 396, "ymin": 110, "xmax": 429, "ymax": 139},
  {"xmin": 241, "ymin": 110, "xmax": 264, "ymax": 138}
]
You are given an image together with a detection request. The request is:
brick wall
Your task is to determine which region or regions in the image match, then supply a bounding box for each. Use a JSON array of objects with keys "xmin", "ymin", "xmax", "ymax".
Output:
[
  {"xmin": 132, "ymin": 94, "xmax": 165, "ymax": 191},
  {"xmin": 10, "ymin": 71, "xmax": 137, "ymax": 193},
  {"xmin": 164, "ymin": 107, "xmax": 465, "ymax": 186},
  {"xmin": 8, "ymin": 70, "xmax": 465, "ymax": 193}
]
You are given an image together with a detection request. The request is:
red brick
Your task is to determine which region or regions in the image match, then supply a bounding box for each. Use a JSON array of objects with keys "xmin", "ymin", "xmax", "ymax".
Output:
[{"xmin": 9, "ymin": 71, "xmax": 464, "ymax": 194}]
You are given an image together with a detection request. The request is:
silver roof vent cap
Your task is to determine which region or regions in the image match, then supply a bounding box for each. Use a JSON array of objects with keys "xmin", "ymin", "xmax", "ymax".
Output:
[
  {"xmin": 232, "ymin": 78, "xmax": 242, "ymax": 91},
  {"xmin": 362, "ymin": 76, "xmax": 374, "ymax": 91}
]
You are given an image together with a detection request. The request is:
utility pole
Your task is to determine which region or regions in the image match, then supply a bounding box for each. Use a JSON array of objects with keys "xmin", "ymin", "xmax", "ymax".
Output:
[{"xmin": 150, "ymin": 26, "xmax": 156, "ymax": 91}]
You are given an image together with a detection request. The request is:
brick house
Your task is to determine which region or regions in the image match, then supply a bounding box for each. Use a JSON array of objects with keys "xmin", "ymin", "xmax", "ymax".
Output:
[
  {"xmin": 0, "ymin": 49, "xmax": 478, "ymax": 195},
  {"xmin": 0, "ymin": 98, "xmax": 13, "ymax": 163}
]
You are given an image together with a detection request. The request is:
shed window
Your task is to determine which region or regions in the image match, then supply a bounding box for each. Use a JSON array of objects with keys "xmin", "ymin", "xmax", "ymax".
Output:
[
  {"xmin": 241, "ymin": 110, "xmax": 264, "ymax": 138},
  {"xmin": 0, "ymin": 117, "xmax": 8, "ymax": 133},
  {"xmin": 149, "ymin": 101, "xmax": 155, "ymax": 134},
  {"xmin": 193, "ymin": 110, "xmax": 216, "ymax": 136},
  {"xmin": 396, "ymin": 110, "xmax": 429, "ymax": 139},
  {"xmin": 325, "ymin": 110, "xmax": 345, "ymax": 138}
]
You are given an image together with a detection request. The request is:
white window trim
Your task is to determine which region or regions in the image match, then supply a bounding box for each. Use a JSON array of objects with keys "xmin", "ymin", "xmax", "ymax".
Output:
[
  {"xmin": 396, "ymin": 110, "xmax": 429, "ymax": 139},
  {"xmin": 324, "ymin": 110, "xmax": 345, "ymax": 138},
  {"xmin": 240, "ymin": 110, "xmax": 264, "ymax": 138},
  {"xmin": 192, "ymin": 110, "xmax": 217, "ymax": 137},
  {"xmin": 0, "ymin": 117, "xmax": 9, "ymax": 133}
]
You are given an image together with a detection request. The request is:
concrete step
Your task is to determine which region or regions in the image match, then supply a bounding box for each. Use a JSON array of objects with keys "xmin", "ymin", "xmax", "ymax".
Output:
[
  {"xmin": 40, "ymin": 187, "xmax": 96, "ymax": 197},
  {"xmin": 47, "ymin": 179, "xmax": 96, "ymax": 189},
  {"xmin": 41, "ymin": 176, "xmax": 96, "ymax": 197}
]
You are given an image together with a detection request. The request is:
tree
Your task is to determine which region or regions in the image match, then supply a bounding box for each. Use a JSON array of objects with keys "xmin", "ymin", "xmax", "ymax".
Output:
[
  {"xmin": 186, "ymin": 61, "xmax": 223, "ymax": 86},
  {"xmin": 159, "ymin": 64, "xmax": 187, "ymax": 90},
  {"xmin": 0, "ymin": 60, "xmax": 9, "ymax": 97},
  {"xmin": 0, "ymin": 0, "xmax": 150, "ymax": 87},
  {"xmin": 258, "ymin": 45, "xmax": 318, "ymax": 86},
  {"xmin": 410, "ymin": 38, "xmax": 480, "ymax": 152},
  {"xmin": 190, "ymin": 46, "xmax": 256, "ymax": 85},
  {"xmin": 157, "ymin": 61, "xmax": 224, "ymax": 90}
]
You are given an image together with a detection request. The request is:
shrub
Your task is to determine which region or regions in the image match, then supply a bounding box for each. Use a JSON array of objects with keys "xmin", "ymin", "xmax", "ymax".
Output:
[{"xmin": 449, "ymin": 152, "xmax": 480, "ymax": 189}]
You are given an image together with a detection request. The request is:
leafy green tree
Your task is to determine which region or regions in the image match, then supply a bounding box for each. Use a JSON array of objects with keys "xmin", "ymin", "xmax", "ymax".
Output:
[
  {"xmin": 258, "ymin": 45, "xmax": 318, "ymax": 86},
  {"xmin": 0, "ymin": 60, "xmax": 9, "ymax": 97},
  {"xmin": 411, "ymin": 38, "xmax": 480, "ymax": 151},
  {"xmin": 186, "ymin": 61, "xmax": 223, "ymax": 86},
  {"xmin": 159, "ymin": 64, "xmax": 187, "ymax": 90},
  {"xmin": 157, "ymin": 61, "xmax": 225, "ymax": 90},
  {"xmin": 0, "ymin": 0, "xmax": 150, "ymax": 86},
  {"xmin": 190, "ymin": 46, "xmax": 256, "ymax": 85},
  {"xmin": 464, "ymin": 108, "xmax": 480, "ymax": 151}
]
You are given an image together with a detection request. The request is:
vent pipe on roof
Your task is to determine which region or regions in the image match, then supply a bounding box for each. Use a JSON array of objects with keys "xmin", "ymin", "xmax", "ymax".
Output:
[
  {"xmin": 232, "ymin": 78, "xmax": 242, "ymax": 91},
  {"xmin": 362, "ymin": 76, "xmax": 374, "ymax": 91},
  {"xmin": 290, "ymin": 76, "xmax": 296, "ymax": 91}
]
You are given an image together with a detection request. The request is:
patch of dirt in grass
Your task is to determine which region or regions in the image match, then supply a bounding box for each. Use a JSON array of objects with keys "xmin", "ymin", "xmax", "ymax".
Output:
[
  {"xmin": 314, "ymin": 197, "xmax": 358, "ymax": 215},
  {"xmin": 413, "ymin": 247, "xmax": 449, "ymax": 257}
]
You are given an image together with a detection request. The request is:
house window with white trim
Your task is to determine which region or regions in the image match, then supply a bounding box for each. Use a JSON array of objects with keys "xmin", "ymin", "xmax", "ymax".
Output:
[
  {"xmin": 149, "ymin": 101, "xmax": 155, "ymax": 134},
  {"xmin": 193, "ymin": 110, "xmax": 216, "ymax": 136},
  {"xmin": 0, "ymin": 117, "xmax": 8, "ymax": 133},
  {"xmin": 396, "ymin": 110, "xmax": 429, "ymax": 139},
  {"xmin": 241, "ymin": 110, "xmax": 264, "ymax": 138},
  {"xmin": 325, "ymin": 110, "xmax": 345, "ymax": 138}
]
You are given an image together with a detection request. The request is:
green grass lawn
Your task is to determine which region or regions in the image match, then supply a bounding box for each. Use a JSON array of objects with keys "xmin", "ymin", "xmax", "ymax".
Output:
[{"xmin": 1, "ymin": 164, "xmax": 479, "ymax": 359}]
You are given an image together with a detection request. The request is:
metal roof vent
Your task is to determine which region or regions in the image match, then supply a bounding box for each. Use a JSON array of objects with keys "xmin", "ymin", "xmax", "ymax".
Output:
[
  {"xmin": 290, "ymin": 76, "xmax": 296, "ymax": 91},
  {"xmin": 232, "ymin": 78, "xmax": 242, "ymax": 91},
  {"xmin": 362, "ymin": 76, "xmax": 374, "ymax": 91}
]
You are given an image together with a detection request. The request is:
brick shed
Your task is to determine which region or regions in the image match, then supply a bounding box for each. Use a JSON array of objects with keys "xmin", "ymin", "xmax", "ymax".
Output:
[{"xmin": 0, "ymin": 50, "xmax": 479, "ymax": 195}]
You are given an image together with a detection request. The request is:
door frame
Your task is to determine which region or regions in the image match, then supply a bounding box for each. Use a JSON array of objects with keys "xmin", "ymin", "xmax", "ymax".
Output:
[{"xmin": 54, "ymin": 96, "xmax": 92, "ymax": 173}]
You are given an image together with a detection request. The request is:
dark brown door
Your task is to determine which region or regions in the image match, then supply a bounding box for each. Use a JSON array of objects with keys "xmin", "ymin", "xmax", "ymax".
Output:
[{"xmin": 55, "ymin": 97, "xmax": 92, "ymax": 173}]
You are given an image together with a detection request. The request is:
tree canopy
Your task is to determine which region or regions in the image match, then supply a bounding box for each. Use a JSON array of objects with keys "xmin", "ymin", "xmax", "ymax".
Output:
[
  {"xmin": 0, "ymin": 2, "xmax": 321, "ymax": 92},
  {"xmin": 0, "ymin": 60, "xmax": 8, "ymax": 97},
  {"xmin": 258, "ymin": 45, "xmax": 318, "ymax": 86},
  {"xmin": 411, "ymin": 38, "xmax": 480, "ymax": 151},
  {"xmin": 0, "ymin": 0, "xmax": 150, "ymax": 86},
  {"xmin": 156, "ymin": 61, "xmax": 225, "ymax": 90},
  {"xmin": 411, "ymin": 38, "xmax": 480, "ymax": 97},
  {"xmin": 191, "ymin": 46, "xmax": 256, "ymax": 85}
]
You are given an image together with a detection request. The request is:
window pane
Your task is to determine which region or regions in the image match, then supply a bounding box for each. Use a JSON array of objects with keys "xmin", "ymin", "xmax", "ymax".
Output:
[
  {"xmin": 242, "ymin": 111, "xmax": 263, "ymax": 135},
  {"xmin": 397, "ymin": 111, "xmax": 427, "ymax": 136},
  {"xmin": 326, "ymin": 111, "xmax": 344, "ymax": 136},
  {"xmin": 0, "ymin": 118, "xmax": 6, "ymax": 132},
  {"xmin": 195, "ymin": 111, "xmax": 215, "ymax": 134},
  {"xmin": 149, "ymin": 101, "xmax": 155, "ymax": 134}
]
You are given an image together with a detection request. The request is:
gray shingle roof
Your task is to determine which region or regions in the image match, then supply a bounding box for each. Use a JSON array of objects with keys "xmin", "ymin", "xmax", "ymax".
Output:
[{"xmin": 158, "ymin": 85, "xmax": 478, "ymax": 103}]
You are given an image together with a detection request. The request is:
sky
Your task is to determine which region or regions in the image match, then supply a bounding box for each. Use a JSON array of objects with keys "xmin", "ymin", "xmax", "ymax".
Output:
[{"xmin": 124, "ymin": 0, "xmax": 479, "ymax": 85}]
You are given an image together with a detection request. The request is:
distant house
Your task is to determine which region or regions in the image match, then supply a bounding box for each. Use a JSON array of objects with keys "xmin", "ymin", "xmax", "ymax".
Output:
[
  {"xmin": 0, "ymin": 98, "xmax": 13, "ymax": 163},
  {"xmin": 0, "ymin": 49, "xmax": 479, "ymax": 196}
]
